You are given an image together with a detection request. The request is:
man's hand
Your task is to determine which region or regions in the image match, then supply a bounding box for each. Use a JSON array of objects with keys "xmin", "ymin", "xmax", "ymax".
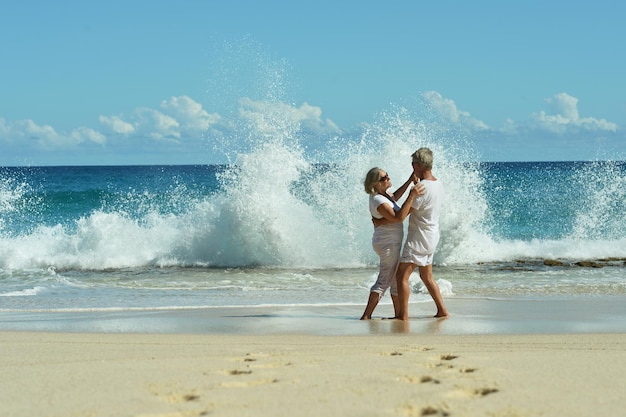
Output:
[{"xmin": 372, "ymin": 217, "xmax": 384, "ymax": 227}]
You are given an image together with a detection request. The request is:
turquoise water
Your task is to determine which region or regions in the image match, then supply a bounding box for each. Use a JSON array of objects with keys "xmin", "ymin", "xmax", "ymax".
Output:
[{"xmin": 1, "ymin": 158, "xmax": 624, "ymax": 316}]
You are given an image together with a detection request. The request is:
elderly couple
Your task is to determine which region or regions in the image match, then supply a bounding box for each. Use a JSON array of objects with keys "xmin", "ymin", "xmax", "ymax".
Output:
[{"xmin": 361, "ymin": 147, "xmax": 448, "ymax": 321}]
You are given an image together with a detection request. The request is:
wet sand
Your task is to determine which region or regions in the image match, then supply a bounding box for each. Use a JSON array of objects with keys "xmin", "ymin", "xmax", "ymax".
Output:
[{"xmin": 2, "ymin": 296, "xmax": 625, "ymax": 335}]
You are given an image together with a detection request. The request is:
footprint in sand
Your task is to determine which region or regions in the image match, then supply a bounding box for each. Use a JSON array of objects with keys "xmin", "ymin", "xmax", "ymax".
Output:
[
  {"xmin": 398, "ymin": 404, "xmax": 450, "ymax": 417},
  {"xmin": 143, "ymin": 386, "xmax": 212, "ymax": 417},
  {"xmin": 419, "ymin": 375, "xmax": 441, "ymax": 384},
  {"xmin": 220, "ymin": 378, "xmax": 279, "ymax": 388},
  {"xmin": 218, "ymin": 355, "xmax": 283, "ymax": 387},
  {"xmin": 229, "ymin": 369, "xmax": 253, "ymax": 375},
  {"xmin": 446, "ymin": 385, "xmax": 500, "ymax": 400},
  {"xmin": 420, "ymin": 405, "xmax": 450, "ymax": 416},
  {"xmin": 233, "ymin": 353, "xmax": 291, "ymax": 369},
  {"xmin": 136, "ymin": 410, "xmax": 209, "ymax": 417},
  {"xmin": 148, "ymin": 385, "xmax": 202, "ymax": 405},
  {"xmin": 380, "ymin": 350, "xmax": 404, "ymax": 356},
  {"xmin": 474, "ymin": 387, "xmax": 499, "ymax": 396}
]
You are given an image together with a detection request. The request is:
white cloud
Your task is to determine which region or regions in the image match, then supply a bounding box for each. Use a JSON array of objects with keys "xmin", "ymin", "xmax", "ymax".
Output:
[
  {"xmin": 70, "ymin": 127, "xmax": 106, "ymax": 145},
  {"xmin": 0, "ymin": 96, "xmax": 223, "ymax": 165},
  {"xmin": 2, "ymin": 91, "xmax": 621, "ymax": 166},
  {"xmin": 530, "ymin": 93, "xmax": 618, "ymax": 133},
  {"xmin": 468, "ymin": 92, "xmax": 622, "ymax": 162},
  {"xmin": 160, "ymin": 96, "xmax": 221, "ymax": 132},
  {"xmin": 99, "ymin": 95, "xmax": 220, "ymax": 142},
  {"xmin": 0, "ymin": 117, "xmax": 106, "ymax": 148},
  {"xmin": 133, "ymin": 108, "xmax": 181, "ymax": 141},
  {"xmin": 99, "ymin": 115, "xmax": 135, "ymax": 135},
  {"xmin": 546, "ymin": 93, "xmax": 579, "ymax": 120},
  {"xmin": 421, "ymin": 91, "xmax": 488, "ymax": 131},
  {"xmin": 238, "ymin": 98, "xmax": 340, "ymax": 136},
  {"xmin": 421, "ymin": 91, "xmax": 618, "ymax": 137}
]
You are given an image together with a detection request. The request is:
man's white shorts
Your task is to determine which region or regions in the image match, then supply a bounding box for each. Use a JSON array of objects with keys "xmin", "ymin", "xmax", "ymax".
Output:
[{"xmin": 400, "ymin": 248, "xmax": 434, "ymax": 267}]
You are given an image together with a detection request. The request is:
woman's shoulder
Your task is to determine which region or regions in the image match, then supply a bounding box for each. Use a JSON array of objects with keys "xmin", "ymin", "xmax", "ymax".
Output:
[{"xmin": 371, "ymin": 193, "xmax": 394, "ymax": 204}]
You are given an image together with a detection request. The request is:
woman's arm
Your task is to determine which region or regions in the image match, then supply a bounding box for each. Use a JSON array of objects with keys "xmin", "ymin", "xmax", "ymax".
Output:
[
  {"xmin": 392, "ymin": 173, "xmax": 418, "ymax": 201},
  {"xmin": 374, "ymin": 203, "xmax": 403, "ymax": 225},
  {"xmin": 372, "ymin": 184, "xmax": 423, "ymax": 226}
]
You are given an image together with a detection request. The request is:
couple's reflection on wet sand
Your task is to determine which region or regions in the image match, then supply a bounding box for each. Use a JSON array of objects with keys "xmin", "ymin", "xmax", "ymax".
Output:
[{"xmin": 366, "ymin": 315, "xmax": 448, "ymax": 334}]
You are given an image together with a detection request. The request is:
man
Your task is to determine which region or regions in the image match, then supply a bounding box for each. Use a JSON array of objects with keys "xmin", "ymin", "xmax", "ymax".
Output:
[{"xmin": 395, "ymin": 148, "xmax": 448, "ymax": 320}]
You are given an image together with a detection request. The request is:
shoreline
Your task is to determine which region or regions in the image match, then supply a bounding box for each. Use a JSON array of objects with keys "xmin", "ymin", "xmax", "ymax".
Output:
[
  {"xmin": 2, "ymin": 296, "xmax": 626, "ymax": 335},
  {"xmin": 2, "ymin": 331, "xmax": 625, "ymax": 417}
]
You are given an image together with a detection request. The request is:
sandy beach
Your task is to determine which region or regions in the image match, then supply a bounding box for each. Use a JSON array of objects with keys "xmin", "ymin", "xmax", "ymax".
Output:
[{"xmin": 2, "ymin": 324, "xmax": 626, "ymax": 417}]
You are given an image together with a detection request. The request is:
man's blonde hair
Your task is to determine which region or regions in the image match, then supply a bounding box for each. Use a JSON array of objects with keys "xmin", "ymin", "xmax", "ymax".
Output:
[{"xmin": 411, "ymin": 147, "xmax": 433, "ymax": 170}]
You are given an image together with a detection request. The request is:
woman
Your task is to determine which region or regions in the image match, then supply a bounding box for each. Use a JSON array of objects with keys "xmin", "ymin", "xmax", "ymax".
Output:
[{"xmin": 361, "ymin": 167, "xmax": 423, "ymax": 320}]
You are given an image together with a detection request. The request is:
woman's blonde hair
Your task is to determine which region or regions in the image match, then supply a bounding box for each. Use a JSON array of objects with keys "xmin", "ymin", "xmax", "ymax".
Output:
[{"xmin": 364, "ymin": 167, "xmax": 384, "ymax": 195}]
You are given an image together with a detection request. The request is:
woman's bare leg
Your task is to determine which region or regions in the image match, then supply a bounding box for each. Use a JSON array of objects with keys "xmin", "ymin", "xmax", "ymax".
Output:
[{"xmin": 360, "ymin": 292, "xmax": 380, "ymax": 320}]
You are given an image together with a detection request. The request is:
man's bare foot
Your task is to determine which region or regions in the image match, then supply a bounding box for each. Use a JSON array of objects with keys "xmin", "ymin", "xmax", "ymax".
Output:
[{"xmin": 434, "ymin": 311, "xmax": 448, "ymax": 318}]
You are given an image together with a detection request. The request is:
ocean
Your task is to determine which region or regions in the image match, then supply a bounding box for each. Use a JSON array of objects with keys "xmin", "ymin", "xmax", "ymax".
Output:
[{"xmin": 1, "ymin": 138, "xmax": 625, "ymax": 332}]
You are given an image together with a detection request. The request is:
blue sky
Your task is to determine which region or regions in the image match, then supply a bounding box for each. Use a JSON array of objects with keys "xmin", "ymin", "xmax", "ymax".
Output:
[{"xmin": 1, "ymin": 0, "xmax": 625, "ymax": 165}]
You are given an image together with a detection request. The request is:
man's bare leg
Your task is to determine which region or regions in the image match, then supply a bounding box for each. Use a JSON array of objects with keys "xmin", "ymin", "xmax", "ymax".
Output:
[
  {"xmin": 418, "ymin": 264, "xmax": 448, "ymax": 317},
  {"xmin": 395, "ymin": 262, "xmax": 416, "ymax": 320},
  {"xmin": 391, "ymin": 293, "xmax": 400, "ymax": 318}
]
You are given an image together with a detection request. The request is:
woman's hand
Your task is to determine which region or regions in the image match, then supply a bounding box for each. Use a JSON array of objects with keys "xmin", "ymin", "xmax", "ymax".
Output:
[{"xmin": 409, "ymin": 181, "xmax": 425, "ymax": 197}]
